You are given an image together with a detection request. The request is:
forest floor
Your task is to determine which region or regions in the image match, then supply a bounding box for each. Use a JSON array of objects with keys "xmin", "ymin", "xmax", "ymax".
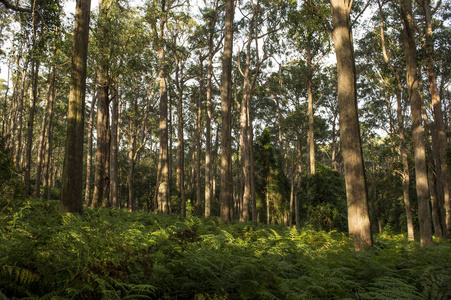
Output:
[{"xmin": 1, "ymin": 198, "xmax": 450, "ymax": 299}]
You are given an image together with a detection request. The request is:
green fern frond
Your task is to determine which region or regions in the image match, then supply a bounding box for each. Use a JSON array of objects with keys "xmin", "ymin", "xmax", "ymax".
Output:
[{"xmin": 1, "ymin": 264, "xmax": 40, "ymax": 284}]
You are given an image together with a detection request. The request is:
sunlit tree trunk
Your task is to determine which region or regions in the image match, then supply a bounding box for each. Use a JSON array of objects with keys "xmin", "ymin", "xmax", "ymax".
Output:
[
  {"xmin": 330, "ymin": 0, "xmax": 373, "ymax": 250},
  {"xmin": 422, "ymin": 0, "xmax": 450, "ymax": 235},
  {"xmin": 60, "ymin": 0, "xmax": 91, "ymax": 213},
  {"xmin": 156, "ymin": 3, "xmax": 169, "ymax": 213},
  {"xmin": 377, "ymin": 0, "xmax": 415, "ymax": 240},
  {"xmin": 220, "ymin": 0, "xmax": 234, "ymax": 222},
  {"xmin": 175, "ymin": 58, "xmax": 186, "ymax": 217},
  {"xmin": 398, "ymin": 0, "xmax": 433, "ymax": 246},
  {"xmin": 205, "ymin": 49, "xmax": 213, "ymax": 218}
]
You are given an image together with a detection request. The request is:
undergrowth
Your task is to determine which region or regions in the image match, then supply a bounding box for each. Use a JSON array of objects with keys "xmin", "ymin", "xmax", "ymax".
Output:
[{"xmin": 1, "ymin": 198, "xmax": 450, "ymax": 299}]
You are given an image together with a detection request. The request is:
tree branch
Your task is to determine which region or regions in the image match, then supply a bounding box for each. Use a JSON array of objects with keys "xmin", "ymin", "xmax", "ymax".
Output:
[{"xmin": 0, "ymin": 0, "xmax": 32, "ymax": 12}]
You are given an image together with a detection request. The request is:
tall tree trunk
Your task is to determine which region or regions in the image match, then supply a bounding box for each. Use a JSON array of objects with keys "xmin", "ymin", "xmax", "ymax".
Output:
[
  {"xmin": 377, "ymin": 0, "xmax": 414, "ymax": 240},
  {"xmin": 156, "ymin": 7, "xmax": 169, "ymax": 213},
  {"xmin": 197, "ymin": 57, "xmax": 204, "ymax": 212},
  {"xmin": 220, "ymin": 0, "xmax": 234, "ymax": 222},
  {"xmin": 60, "ymin": 0, "xmax": 91, "ymax": 213},
  {"xmin": 91, "ymin": 66, "xmax": 110, "ymax": 207},
  {"xmin": 35, "ymin": 67, "xmax": 55, "ymax": 197},
  {"xmin": 330, "ymin": 0, "xmax": 373, "ymax": 250},
  {"xmin": 44, "ymin": 81, "xmax": 56, "ymax": 200},
  {"xmin": 91, "ymin": 0, "xmax": 110, "ymax": 208},
  {"xmin": 205, "ymin": 50, "xmax": 213, "ymax": 218},
  {"xmin": 398, "ymin": 0, "xmax": 433, "ymax": 246},
  {"xmin": 14, "ymin": 68, "xmax": 27, "ymax": 169},
  {"xmin": 24, "ymin": 59, "xmax": 40, "ymax": 196},
  {"xmin": 110, "ymin": 85, "xmax": 119, "ymax": 208},
  {"xmin": 422, "ymin": 0, "xmax": 450, "ymax": 235},
  {"xmin": 175, "ymin": 59, "xmax": 186, "ymax": 217},
  {"xmin": 2, "ymin": 63, "xmax": 10, "ymax": 138},
  {"xmin": 296, "ymin": 133, "xmax": 302, "ymax": 227},
  {"xmin": 307, "ymin": 44, "xmax": 316, "ymax": 176},
  {"xmin": 84, "ymin": 85, "xmax": 97, "ymax": 206}
]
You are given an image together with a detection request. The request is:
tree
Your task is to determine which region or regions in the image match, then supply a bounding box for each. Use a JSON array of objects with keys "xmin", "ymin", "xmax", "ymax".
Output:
[
  {"xmin": 220, "ymin": 0, "xmax": 235, "ymax": 221},
  {"xmin": 398, "ymin": 0, "xmax": 433, "ymax": 246},
  {"xmin": 330, "ymin": 0, "xmax": 373, "ymax": 250},
  {"xmin": 60, "ymin": 0, "xmax": 91, "ymax": 213}
]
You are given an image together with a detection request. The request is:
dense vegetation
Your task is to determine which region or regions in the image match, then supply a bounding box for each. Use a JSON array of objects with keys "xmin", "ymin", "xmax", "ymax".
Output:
[{"xmin": 1, "ymin": 198, "xmax": 450, "ymax": 299}]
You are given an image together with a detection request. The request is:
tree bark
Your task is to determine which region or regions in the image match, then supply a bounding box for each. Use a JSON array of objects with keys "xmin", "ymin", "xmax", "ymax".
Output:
[
  {"xmin": 421, "ymin": 0, "xmax": 450, "ymax": 235},
  {"xmin": 156, "ymin": 5, "xmax": 169, "ymax": 213},
  {"xmin": 35, "ymin": 67, "xmax": 55, "ymax": 198},
  {"xmin": 398, "ymin": 0, "xmax": 433, "ymax": 246},
  {"xmin": 91, "ymin": 0, "xmax": 110, "ymax": 208},
  {"xmin": 84, "ymin": 85, "xmax": 97, "ymax": 206},
  {"xmin": 24, "ymin": 59, "xmax": 40, "ymax": 196},
  {"xmin": 330, "ymin": 0, "xmax": 373, "ymax": 250},
  {"xmin": 110, "ymin": 85, "xmax": 119, "ymax": 208},
  {"xmin": 220, "ymin": 0, "xmax": 234, "ymax": 222},
  {"xmin": 60, "ymin": 0, "xmax": 91, "ymax": 213},
  {"xmin": 307, "ymin": 44, "xmax": 316, "ymax": 176},
  {"xmin": 377, "ymin": 0, "xmax": 415, "ymax": 240}
]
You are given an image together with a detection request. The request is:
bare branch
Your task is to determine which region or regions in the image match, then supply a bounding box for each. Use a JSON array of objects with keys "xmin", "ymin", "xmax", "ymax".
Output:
[{"xmin": 0, "ymin": 0, "xmax": 32, "ymax": 12}]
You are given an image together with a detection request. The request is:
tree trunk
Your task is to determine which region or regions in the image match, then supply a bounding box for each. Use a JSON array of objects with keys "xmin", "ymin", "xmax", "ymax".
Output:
[
  {"xmin": 307, "ymin": 44, "xmax": 315, "ymax": 176},
  {"xmin": 205, "ymin": 50, "xmax": 213, "ymax": 218},
  {"xmin": 35, "ymin": 67, "xmax": 55, "ymax": 198},
  {"xmin": 14, "ymin": 68, "xmax": 27, "ymax": 170},
  {"xmin": 60, "ymin": 0, "xmax": 91, "ymax": 213},
  {"xmin": 110, "ymin": 85, "xmax": 119, "ymax": 208},
  {"xmin": 176, "ymin": 60, "xmax": 186, "ymax": 217},
  {"xmin": 91, "ymin": 65, "xmax": 110, "ymax": 207},
  {"xmin": 220, "ymin": 0, "xmax": 234, "ymax": 222},
  {"xmin": 377, "ymin": 0, "xmax": 415, "ymax": 240},
  {"xmin": 24, "ymin": 59, "xmax": 40, "ymax": 196},
  {"xmin": 156, "ymin": 9, "xmax": 169, "ymax": 213},
  {"xmin": 44, "ymin": 79, "xmax": 56, "ymax": 200},
  {"xmin": 84, "ymin": 85, "xmax": 97, "ymax": 206},
  {"xmin": 422, "ymin": 0, "xmax": 450, "ymax": 235},
  {"xmin": 91, "ymin": 0, "xmax": 110, "ymax": 208},
  {"xmin": 398, "ymin": 0, "xmax": 433, "ymax": 246},
  {"xmin": 330, "ymin": 0, "xmax": 373, "ymax": 250},
  {"xmin": 197, "ymin": 57, "xmax": 204, "ymax": 212}
]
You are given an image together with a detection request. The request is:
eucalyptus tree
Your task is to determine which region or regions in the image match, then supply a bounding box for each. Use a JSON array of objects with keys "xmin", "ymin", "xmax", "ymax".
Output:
[
  {"xmin": 219, "ymin": 0, "xmax": 235, "ymax": 221},
  {"xmin": 145, "ymin": 0, "xmax": 189, "ymax": 214},
  {"xmin": 419, "ymin": 0, "xmax": 450, "ymax": 235},
  {"xmin": 288, "ymin": 0, "xmax": 330, "ymax": 177},
  {"xmin": 398, "ymin": 0, "xmax": 433, "ymax": 246},
  {"xmin": 60, "ymin": 0, "xmax": 91, "ymax": 213}
]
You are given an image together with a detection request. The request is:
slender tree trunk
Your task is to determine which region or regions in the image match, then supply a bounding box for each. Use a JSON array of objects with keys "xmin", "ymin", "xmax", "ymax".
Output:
[
  {"xmin": 296, "ymin": 134, "xmax": 302, "ymax": 227},
  {"xmin": 156, "ymin": 8, "xmax": 169, "ymax": 213},
  {"xmin": 60, "ymin": 0, "xmax": 91, "ymax": 213},
  {"xmin": 2, "ymin": 63, "xmax": 10, "ymax": 138},
  {"xmin": 330, "ymin": 0, "xmax": 373, "ymax": 250},
  {"xmin": 422, "ymin": 0, "xmax": 450, "ymax": 235},
  {"xmin": 35, "ymin": 67, "xmax": 55, "ymax": 197},
  {"xmin": 128, "ymin": 120, "xmax": 136, "ymax": 211},
  {"xmin": 91, "ymin": 66, "xmax": 110, "ymax": 207},
  {"xmin": 220, "ymin": 0, "xmax": 234, "ymax": 222},
  {"xmin": 14, "ymin": 68, "xmax": 27, "ymax": 169},
  {"xmin": 398, "ymin": 0, "xmax": 433, "ymax": 246},
  {"xmin": 44, "ymin": 81, "xmax": 56, "ymax": 200},
  {"xmin": 110, "ymin": 86, "xmax": 119, "ymax": 208},
  {"xmin": 205, "ymin": 51, "xmax": 213, "ymax": 218},
  {"xmin": 91, "ymin": 0, "xmax": 110, "ymax": 208},
  {"xmin": 377, "ymin": 0, "xmax": 415, "ymax": 240},
  {"xmin": 176, "ymin": 61, "xmax": 186, "ymax": 217},
  {"xmin": 307, "ymin": 44, "xmax": 316, "ymax": 176},
  {"xmin": 84, "ymin": 85, "xmax": 97, "ymax": 206},
  {"xmin": 24, "ymin": 60, "xmax": 40, "ymax": 196},
  {"xmin": 196, "ymin": 57, "xmax": 204, "ymax": 212}
]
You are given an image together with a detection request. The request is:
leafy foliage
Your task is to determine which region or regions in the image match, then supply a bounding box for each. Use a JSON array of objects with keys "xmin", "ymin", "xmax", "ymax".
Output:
[{"xmin": 1, "ymin": 200, "xmax": 450, "ymax": 299}]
